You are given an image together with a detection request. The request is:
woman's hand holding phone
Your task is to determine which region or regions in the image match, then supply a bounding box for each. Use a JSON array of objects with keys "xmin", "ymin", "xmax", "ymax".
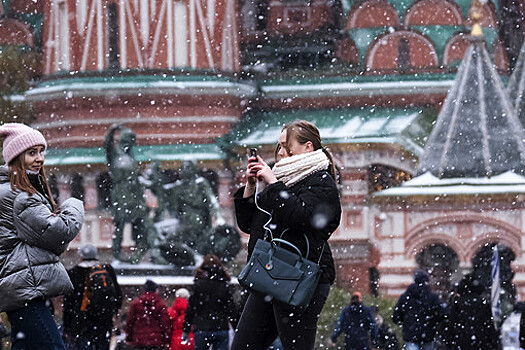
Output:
[
  {"xmin": 251, "ymin": 159, "xmax": 277, "ymax": 185},
  {"xmin": 247, "ymin": 148, "xmax": 259, "ymax": 185},
  {"xmin": 243, "ymin": 149, "xmax": 259, "ymax": 197}
]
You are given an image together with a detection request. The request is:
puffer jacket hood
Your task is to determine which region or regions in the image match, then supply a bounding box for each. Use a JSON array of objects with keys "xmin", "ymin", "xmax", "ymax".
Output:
[{"xmin": 0, "ymin": 166, "xmax": 84, "ymax": 312}]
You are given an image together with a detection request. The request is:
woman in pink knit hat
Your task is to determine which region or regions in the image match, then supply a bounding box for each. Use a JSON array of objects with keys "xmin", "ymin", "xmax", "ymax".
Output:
[{"xmin": 0, "ymin": 123, "xmax": 85, "ymax": 350}]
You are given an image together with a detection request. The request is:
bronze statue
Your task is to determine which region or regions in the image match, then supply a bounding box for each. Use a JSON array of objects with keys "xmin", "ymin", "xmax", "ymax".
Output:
[
  {"xmin": 164, "ymin": 161, "xmax": 240, "ymax": 261},
  {"xmin": 104, "ymin": 124, "xmax": 157, "ymax": 263}
]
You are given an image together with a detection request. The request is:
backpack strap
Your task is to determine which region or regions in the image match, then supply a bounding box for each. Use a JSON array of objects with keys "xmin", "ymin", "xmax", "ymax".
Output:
[
  {"xmin": 80, "ymin": 264, "xmax": 103, "ymax": 312},
  {"xmin": 80, "ymin": 269, "xmax": 92, "ymax": 312}
]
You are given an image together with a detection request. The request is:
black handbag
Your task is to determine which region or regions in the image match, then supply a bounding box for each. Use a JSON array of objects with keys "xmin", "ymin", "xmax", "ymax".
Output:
[{"xmin": 238, "ymin": 235, "xmax": 323, "ymax": 308}]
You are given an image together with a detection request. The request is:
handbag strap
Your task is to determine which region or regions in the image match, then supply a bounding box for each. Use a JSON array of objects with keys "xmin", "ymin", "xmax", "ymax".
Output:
[{"xmin": 271, "ymin": 236, "xmax": 309, "ymax": 259}]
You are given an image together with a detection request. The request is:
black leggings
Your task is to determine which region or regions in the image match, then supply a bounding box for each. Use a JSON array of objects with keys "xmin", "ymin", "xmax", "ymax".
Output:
[{"xmin": 231, "ymin": 283, "xmax": 330, "ymax": 350}]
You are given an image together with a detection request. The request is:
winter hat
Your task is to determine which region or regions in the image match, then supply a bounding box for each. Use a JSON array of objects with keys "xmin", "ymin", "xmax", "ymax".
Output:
[
  {"xmin": 145, "ymin": 279, "xmax": 158, "ymax": 292},
  {"xmin": 414, "ymin": 269, "xmax": 430, "ymax": 285},
  {"xmin": 351, "ymin": 291, "xmax": 362, "ymax": 303},
  {"xmin": 78, "ymin": 244, "xmax": 98, "ymax": 260},
  {"xmin": 176, "ymin": 288, "xmax": 190, "ymax": 299},
  {"xmin": 0, "ymin": 123, "xmax": 47, "ymax": 165}
]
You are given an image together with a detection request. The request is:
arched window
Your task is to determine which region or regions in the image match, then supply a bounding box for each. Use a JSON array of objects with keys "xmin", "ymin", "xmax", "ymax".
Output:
[
  {"xmin": 366, "ymin": 31, "xmax": 438, "ymax": 72},
  {"xmin": 472, "ymin": 244, "xmax": 515, "ymax": 300}
]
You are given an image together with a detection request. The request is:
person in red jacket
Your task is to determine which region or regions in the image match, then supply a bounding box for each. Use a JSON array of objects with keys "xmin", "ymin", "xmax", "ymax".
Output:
[
  {"xmin": 168, "ymin": 288, "xmax": 195, "ymax": 350},
  {"xmin": 126, "ymin": 280, "xmax": 173, "ymax": 349}
]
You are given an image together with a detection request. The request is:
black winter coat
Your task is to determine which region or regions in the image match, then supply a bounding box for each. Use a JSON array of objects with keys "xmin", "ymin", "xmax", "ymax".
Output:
[
  {"xmin": 234, "ymin": 170, "xmax": 341, "ymax": 284},
  {"xmin": 392, "ymin": 283, "xmax": 444, "ymax": 343},
  {"xmin": 448, "ymin": 293, "xmax": 499, "ymax": 349},
  {"xmin": 183, "ymin": 277, "xmax": 238, "ymax": 333},
  {"xmin": 63, "ymin": 262, "xmax": 122, "ymax": 340},
  {"xmin": 331, "ymin": 303, "xmax": 379, "ymax": 350}
]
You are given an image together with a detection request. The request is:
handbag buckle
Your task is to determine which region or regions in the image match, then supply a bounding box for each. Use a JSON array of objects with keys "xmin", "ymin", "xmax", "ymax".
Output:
[{"xmin": 265, "ymin": 259, "xmax": 273, "ymax": 270}]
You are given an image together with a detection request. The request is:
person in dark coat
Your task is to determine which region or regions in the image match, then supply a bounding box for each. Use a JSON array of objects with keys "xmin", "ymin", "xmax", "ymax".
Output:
[
  {"xmin": 182, "ymin": 254, "xmax": 238, "ymax": 350},
  {"xmin": 392, "ymin": 270, "xmax": 444, "ymax": 350},
  {"xmin": 327, "ymin": 292, "xmax": 379, "ymax": 350},
  {"xmin": 448, "ymin": 273, "xmax": 499, "ymax": 350},
  {"xmin": 126, "ymin": 280, "xmax": 172, "ymax": 349},
  {"xmin": 63, "ymin": 243, "xmax": 123, "ymax": 350},
  {"xmin": 231, "ymin": 120, "xmax": 342, "ymax": 350}
]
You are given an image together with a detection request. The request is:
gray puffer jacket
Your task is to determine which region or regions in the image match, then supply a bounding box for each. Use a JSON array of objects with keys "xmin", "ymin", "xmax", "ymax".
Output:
[{"xmin": 0, "ymin": 165, "xmax": 84, "ymax": 312}]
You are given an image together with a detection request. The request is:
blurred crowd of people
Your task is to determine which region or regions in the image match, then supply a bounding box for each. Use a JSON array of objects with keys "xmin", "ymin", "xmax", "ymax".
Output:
[
  {"xmin": 60, "ymin": 246, "xmax": 238, "ymax": 350},
  {"xmin": 327, "ymin": 269, "xmax": 525, "ymax": 350}
]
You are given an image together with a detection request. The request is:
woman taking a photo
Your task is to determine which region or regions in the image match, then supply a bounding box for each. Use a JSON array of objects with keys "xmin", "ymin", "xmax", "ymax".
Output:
[
  {"xmin": 0, "ymin": 123, "xmax": 84, "ymax": 349},
  {"xmin": 231, "ymin": 120, "xmax": 341, "ymax": 350}
]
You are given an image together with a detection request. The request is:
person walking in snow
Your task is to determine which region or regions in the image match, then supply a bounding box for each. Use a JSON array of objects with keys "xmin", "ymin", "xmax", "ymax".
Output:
[
  {"xmin": 393, "ymin": 270, "xmax": 444, "ymax": 350},
  {"xmin": 327, "ymin": 292, "xmax": 379, "ymax": 350},
  {"xmin": 231, "ymin": 120, "xmax": 341, "ymax": 350},
  {"xmin": 0, "ymin": 123, "xmax": 84, "ymax": 350},
  {"xmin": 182, "ymin": 254, "xmax": 238, "ymax": 350},
  {"xmin": 126, "ymin": 280, "xmax": 172, "ymax": 349},
  {"xmin": 447, "ymin": 273, "xmax": 499, "ymax": 349},
  {"xmin": 63, "ymin": 243, "xmax": 122, "ymax": 349}
]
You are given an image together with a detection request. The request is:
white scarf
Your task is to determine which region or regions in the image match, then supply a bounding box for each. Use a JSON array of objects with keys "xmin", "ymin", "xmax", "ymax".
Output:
[{"xmin": 272, "ymin": 149, "xmax": 330, "ymax": 187}]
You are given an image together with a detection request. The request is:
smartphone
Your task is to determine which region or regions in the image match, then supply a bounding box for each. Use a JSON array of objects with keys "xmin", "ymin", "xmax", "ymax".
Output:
[{"xmin": 249, "ymin": 148, "xmax": 258, "ymax": 162}]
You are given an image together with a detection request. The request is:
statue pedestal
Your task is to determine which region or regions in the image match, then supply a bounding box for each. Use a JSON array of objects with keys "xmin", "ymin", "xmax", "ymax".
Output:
[{"xmin": 114, "ymin": 262, "xmax": 197, "ymax": 289}]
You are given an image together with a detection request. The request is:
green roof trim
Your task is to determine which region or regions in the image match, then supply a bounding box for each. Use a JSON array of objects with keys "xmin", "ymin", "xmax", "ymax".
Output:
[
  {"xmin": 36, "ymin": 72, "xmax": 238, "ymax": 89},
  {"xmin": 45, "ymin": 144, "xmax": 225, "ymax": 166},
  {"xmin": 27, "ymin": 72, "xmax": 257, "ymax": 101},
  {"xmin": 220, "ymin": 107, "xmax": 438, "ymax": 155},
  {"xmin": 261, "ymin": 72, "xmax": 456, "ymax": 86}
]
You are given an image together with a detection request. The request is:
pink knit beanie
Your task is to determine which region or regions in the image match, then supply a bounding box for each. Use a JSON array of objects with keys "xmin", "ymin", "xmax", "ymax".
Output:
[{"xmin": 0, "ymin": 123, "xmax": 47, "ymax": 165}]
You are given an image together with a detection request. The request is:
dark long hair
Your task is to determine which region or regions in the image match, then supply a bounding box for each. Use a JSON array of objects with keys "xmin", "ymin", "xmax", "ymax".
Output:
[
  {"xmin": 8, "ymin": 153, "xmax": 58, "ymax": 211},
  {"xmin": 275, "ymin": 120, "xmax": 337, "ymax": 180},
  {"xmin": 194, "ymin": 254, "xmax": 231, "ymax": 281}
]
